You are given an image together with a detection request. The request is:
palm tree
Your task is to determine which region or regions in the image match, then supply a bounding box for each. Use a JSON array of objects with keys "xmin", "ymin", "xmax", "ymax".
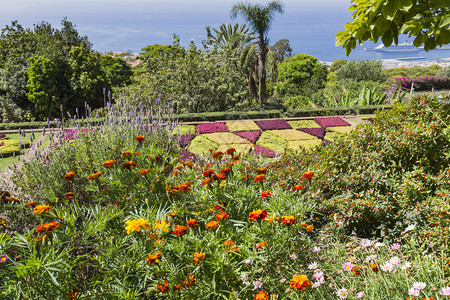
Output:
[
  {"xmin": 203, "ymin": 23, "xmax": 256, "ymax": 51},
  {"xmin": 231, "ymin": 1, "xmax": 284, "ymax": 109}
]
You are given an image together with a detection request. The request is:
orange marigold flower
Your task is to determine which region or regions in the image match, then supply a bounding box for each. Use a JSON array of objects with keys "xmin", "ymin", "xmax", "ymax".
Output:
[
  {"xmin": 249, "ymin": 209, "xmax": 268, "ymax": 222},
  {"xmin": 223, "ymin": 240, "xmax": 238, "ymax": 252},
  {"xmin": 34, "ymin": 235, "xmax": 47, "ymax": 242},
  {"xmin": 33, "ymin": 205, "xmax": 52, "ymax": 214},
  {"xmin": 66, "ymin": 289, "xmax": 79, "ymax": 300},
  {"xmin": 184, "ymin": 274, "xmax": 195, "ymax": 288},
  {"xmin": 303, "ymin": 171, "xmax": 314, "ymax": 180},
  {"xmin": 256, "ymin": 242, "xmax": 267, "ymax": 249},
  {"xmin": 203, "ymin": 168, "xmax": 215, "ymax": 177},
  {"xmin": 205, "ymin": 220, "xmax": 219, "ymax": 229},
  {"xmin": 9, "ymin": 197, "xmax": 20, "ymax": 203},
  {"xmin": 233, "ymin": 154, "xmax": 239, "ymax": 162},
  {"xmin": 212, "ymin": 151, "xmax": 223, "ymax": 159},
  {"xmin": 36, "ymin": 221, "xmax": 60, "ymax": 233},
  {"xmin": 220, "ymin": 167, "xmax": 231, "ymax": 176},
  {"xmin": 135, "ymin": 135, "xmax": 145, "ymax": 142},
  {"xmin": 260, "ymin": 190, "xmax": 272, "ymax": 198},
  {"xmin": 293, "ymin": 185, "xmax": 304, "ymax": 191},
  {"xmin": 65, "ymin": 192, "xmax": 75, "ymax": 199},
  {"xmin": 254, "ymin": 168, "xmax": 266, "ymax": 174},
  {"xmin": 167, "ymin": 210, "xmax": 177, "ymax": 218},
  {"xmin": 215, "ymin": 212, "xmax": 228, "ymax": 221},
  {"xmin": 27, "ymin": 201, "xmax": 36, "ymax": 207},
  {"xmin": 216, "ymin": 174, "xmax": 227, "ymax": 181},
  {"xmin": 174, "ymin": 284, "xmax": 183, "ymax": 291},
  {"xmin": 172, "ymin": 225, "xmax": 188, "ymax": 236},
  {"xmin": 122, "ymin": 150, "xmax": 132, "ymax": 158},
  {"xmin": 122, "ymin": 160, "xmax": 137, "ymax": 169},
  {"xmin": 370, "ymin": 263, "xmax": 379, "ymax": 272},
  {"xmin": 192, "ymin": 252, "xmax": 206, "ymax": 265},
  {"xmin": 135, "ymin": 151, "xmax": 141, "ymax": 156},
  {"xmin": 254, "ymin": 174, "xmax": 266, "ymax": 183},
  {"xmin": 140, "ymin": 168, "xmax": 150, "ymax": 175},
  {"xmin": 187, "ymin": 219, "xmax": 198, "ymax": 228},
  {"xmin": 289, "ymin": 274, "xmax": 309, "ymax": 291},
  {"xmin": 103, "ymin": 160, "xmax": 117, "ymax": 167},
  {"xmin": 145, "ymin": 251, "xmax": 162, "ymax": 264},
  {"xmin": 184, "ymin": 161, "xmax": 194, "ymax": 167},
  {"xmin": 64, "ymin": 171, "xmax": 76, "ymax": 181},
  {"xmin": 88, "ymin": 171, "xmax": 101, "ymax": 180},
  {"xmin": 226, "ymin": 148, "xmax": 236, "ymax": 155},
  {"xmin": 178, "ymin": 182, "xmax": 191, "ymax": 191},
  {"xmin": 125, "ymin": 218, "xmax": 151, "ymax": 234},
  {"xmin": 351, "ymin": 265, "xmax": 361, "ymax": 275},
  {"xmin": 214, "ymin": 203, "xmax": 226, "ymax": 211},
  {"xmin": 156, "ymin": 279, "xmax": 169, "ymax": 293},
  {"xmin": 202, "ymin": 177, "xmax": 212, "ymax": 186},
  {"xmin": 281, "ymin": 215, "xmax": 296, "ymax": 226},
  {"xmin": 172, "ymin": 170, "xmax": 180, "ymax": 176},
  {"xmin": 305, "ymin": 225, "xmax": 314, "ymax": 232},
  {"xmin": 279, "ymin": 182, "xmax": 286, "ymax": 186},
  {"xmin": 254, "ymin": 291, "xmax": 269, "ymax": 300}
]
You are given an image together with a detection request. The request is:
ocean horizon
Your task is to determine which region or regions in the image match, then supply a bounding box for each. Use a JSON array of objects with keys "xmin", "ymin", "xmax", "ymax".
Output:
[{"xmin": 1, "ymin": 0, "xmax": 450, "ymax": 62}]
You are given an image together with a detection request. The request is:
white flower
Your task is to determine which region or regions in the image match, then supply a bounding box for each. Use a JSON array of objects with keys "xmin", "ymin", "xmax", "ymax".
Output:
[
  {"xmin": 405, "ymin": 224, "xmax": 416, "ymax": 232},
  {"xmin": 356, "ymin": 291, "xmax": 366, "ymax": 298},
  {"xmin": 360, "ymin": 239, "xmax": 373, "ymax": 247},
  {"xmin": 244, "ymin": 258, "xmax": 252, "ymax": 265},
  {"xmin": 389, "ymin": 256, "xmax": 401, "ymax": 266},
  {"xmin": 374, "ymin": 242, "xmax": 385, "ymax": 248},
  {"xmin": 312, "ymin": 271, "xmax": 324, "ymax": 281},
  {"xmin": 412, "ymin": 282, "xmax": 426, "ymax": 290},
  {"xmin": 365, "ymin": 254, "xmax": 377, "ymax": 262},
  {"xmin": 408, "ymin": 288, "xmax": 420, "ymax": 296},
  {"xmin": 401, "ymin": 261, "xmax": 412, "ymax": 270},
  {"xmin": 290, "ymin": 253, "xmax": 298, "ymax": 260},
  {"xmin": 241, "ymin": 274, "xmax": 250, "ymax": 286},
  {"xmin": 308, "ymin": 261, "xmax": 319, "ymax": 270},
  {"xmin": 380, "ymin": 262, "xmax": 394, "ymax": 272},
  {"xmin": 311, "ymin": 246, "xmax": 321, "ymax": 253},
  {"xmin": 253, "ymin": 279, "xmax": 263, "ymax": 290},
  {"xmin": 337, "ymin": 288, "xmax": 348, "ymax": 299}
]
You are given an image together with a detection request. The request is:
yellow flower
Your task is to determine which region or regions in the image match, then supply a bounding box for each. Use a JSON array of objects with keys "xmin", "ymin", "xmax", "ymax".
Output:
[
  {"xmin": 125, "ymin": 218, "xmax": 151, "ymax": 234},
  {"xmin": 153, "ymin": 220, "xmax": 170, "ymax": 234}
]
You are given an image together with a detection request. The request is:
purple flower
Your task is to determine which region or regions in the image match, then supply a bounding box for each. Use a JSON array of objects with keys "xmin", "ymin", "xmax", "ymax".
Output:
[
  {"xmin": 175, "ymin": 134, "xmax": 196, "ymax": 148},
  {"xmin": 298, "ymin": 128, "xmax": 325, "ymax": 139},
  {"xmin": 253, "ymin": 278, "xmax": 263, "ymax": 290},
  {"xmin": 197, "ymin": 122, "xmax": 228, "ymax": 134},
  {"xmin": 251, "ymin": 145, "xmax": 277, "ymax": 158},
  {"xmin": 233, "ymin": 131, "xmax": 261, "ymax": 144},
  {"xmin": 440, "ymin": 286, "xmax": 450, "ymax": 296},
  {"xmin": 179, "ymin": 149, "xmax": 197, "ymax": 161},
  {"xmin": 314, "ymin": 117, "xmax": 350, "ymax": 128},
  {"xmin": 256, "ymin": 119, "xmax": 292, "ymax": 131},
  {"xmin": 0, "ymin": 254, "xmax": 7, "ymax": 263},
  {"xmin": 390, "ymin": 243, "xmax": 401, "ymax": 251}
]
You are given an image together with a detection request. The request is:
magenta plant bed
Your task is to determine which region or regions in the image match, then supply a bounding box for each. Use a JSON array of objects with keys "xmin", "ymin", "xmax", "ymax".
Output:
[
  {"xmin": 298, "ymin": 128, "xmax": 325, "ymax": 139},
  {"xmin": 175, "ymin": 134, "xmax": 196, "ymax": 148},
  {"xmin": 256, "ymin": 119, "xmax": 292, "ymax": 131},
  {"xmin": 251, "ymin": 145, "xmax": 277, "ymax": 158},
  {"xmin": 197, "ymin": 122, "xmax": 228, "ymax": 134},
  {"xmin": 179, "ymin": 149, "xmax": 197, "ymax": 161},
  {"xmin": 0, "ymin": 133, "xmax": 6, "ymax": 139},
  {"xmin": 233, "ymin": 131, "xmax": 261, "ymax": 144},
  {"xmin": 314, "ymin": 117, "xmax": 350, "ymax": 127}
]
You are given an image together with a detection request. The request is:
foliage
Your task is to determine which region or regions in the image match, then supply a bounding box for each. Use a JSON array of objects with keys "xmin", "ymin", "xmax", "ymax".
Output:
[
  {"xmin": 439, "ymin": 65, "xmax": 450, "ymax": 77},
  {"xmin": 269, "ymin": 38, "xmax": 292, "ymax": 62},
  {"xmin": 329, "ymin": 58, "xmax": 347, "ymax": 73},
  {"xmin": 275, "ymin": 53, "xmax": 328, "ymax": 109},
  {"xmin": 334, "ymin": 60, "xmax": 388, "ymax": 83},
  {"xmin": 385, "ymin": 65, "xmax": 443, "ymax": 79},
  {"xmin": 336, "ymin": 0, "xmax": 450, "ymax": 55}
]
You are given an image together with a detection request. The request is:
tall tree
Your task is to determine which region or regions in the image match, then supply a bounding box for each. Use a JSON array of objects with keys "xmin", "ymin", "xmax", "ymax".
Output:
[
  {"xmin": 231, "ymin": 1, "xmax": 284, "ymax": 109},
  {"xmin": 336, "ymin": 0, "xmax": 450, "ymax": 55}
]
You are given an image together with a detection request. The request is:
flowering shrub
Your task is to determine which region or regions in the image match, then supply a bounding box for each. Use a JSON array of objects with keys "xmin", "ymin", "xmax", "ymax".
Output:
[
  {"xmin": 314, "ymin": 117, "xmax": 351, "ymax": 127},
  {"xmin": 392, "ymin": 75, "xmax": 450, "ymax": 92},
  {"xmin": 256, "ymin": 119, "xmax": 292, "ymax": 131},
  {"xmin": 234, "ymin": 131, "xmax": 262, "ymax": 144},
  {"xmin": 197, "ymin": 122, "xmax": 228, "ymax": 134},
  {"xmin": 298, "ymin": 127, "xmax": 325, "ymax": 139}
]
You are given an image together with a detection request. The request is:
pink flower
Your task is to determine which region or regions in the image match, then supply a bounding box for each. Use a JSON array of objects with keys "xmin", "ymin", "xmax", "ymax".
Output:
[
  {"xmin": 356, "ymin": 291, "xmax": 366, "ymax": 298},
  {"xmin": 342, "ymin": 262, "xmax": 353, "ymax": 272},
  {"xmin": 440, "ymin": 286, "xmax": 450, "ymax": 296},
  {"xmin": 390, "ymin": 243, "xmax": 401, "ymax": 251},
  {"xmin": 408, "ymin": 288, "xmax": 420, "ymax": 297}
]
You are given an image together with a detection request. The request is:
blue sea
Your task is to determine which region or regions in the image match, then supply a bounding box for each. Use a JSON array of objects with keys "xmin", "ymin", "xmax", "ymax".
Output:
[{"xmin": 1, "ymin": 0, "xmax": 449, "ymax": 62}]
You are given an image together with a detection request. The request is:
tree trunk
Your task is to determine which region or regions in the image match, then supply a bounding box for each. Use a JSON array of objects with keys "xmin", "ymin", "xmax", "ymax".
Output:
[
  {"xmin": 258, "ymin": 41, "xmax": 268, "ymax": 110},
  {"xmin": 248, "ymin": 63, "xmax": 257, "ymax": 98}
]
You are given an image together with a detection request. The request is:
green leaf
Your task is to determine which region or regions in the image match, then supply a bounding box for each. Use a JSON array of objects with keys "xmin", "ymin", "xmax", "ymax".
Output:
[
  {"xmin": 381, "ymin": 30, "xmax": 393, "ymax": 46},
  {"xmin": 440, "ymin": 15, "xmax": 450, "ymax": 28}
]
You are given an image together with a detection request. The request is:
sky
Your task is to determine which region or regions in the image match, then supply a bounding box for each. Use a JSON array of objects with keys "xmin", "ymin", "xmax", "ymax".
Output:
[{"xmin": 0, "ymin": 0, "xmax": 353, "ymax": 56}]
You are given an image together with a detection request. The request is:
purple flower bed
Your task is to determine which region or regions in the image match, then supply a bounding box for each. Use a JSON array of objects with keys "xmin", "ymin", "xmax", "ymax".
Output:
[
  {"xmin": 256, "ymin": 119, "xmax": 292, "ymax": 131},
  {"xmin": 298, "ymin": 128, "xmax": 325, "ymax": 139},
  {"xmin": 174, "ymin": 134, "xmax": 196, "ymax": 148},
  {"xmin": 63, "ymin": 129, "xmax": 77, "ymax": 140},
  {"xmin": 251, "ymin": 145, "xmax": 277, "ymax": 158},
  {"xmin": 0, "ymin": 133, "xmax": 6, "ymax": 139},
  {"xmin": 197, "ymin": 122, "xmax": 228, "ymax": 134},
  {"xmin": 233, "ymin": 131, "xmax": 261, "ymax": 144},
  {"xmin": 179, "ymin": 149, "xmax": 197, "ymax": 161},
  {"xmin": 314, "ymin": 117, "xmax": 350, "ymax": 128}
]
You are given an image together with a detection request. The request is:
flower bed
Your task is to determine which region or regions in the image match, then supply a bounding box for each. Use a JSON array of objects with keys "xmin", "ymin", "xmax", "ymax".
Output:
[
  {"xmin": 250, "ymin": 144, "xmax": 277, "ymax": 158},
  {"xmin": 326, "ymin": 126, "xmax": 354, "ymax": 134},
  {"xmin": 197, "ymin": 122, "xmax": 228, "ymax": 134},
  {"xmin": 314, "ymin": 117, "xmax": 350, "ymax": 128},
  {"xmin": 256, "ymin": 119, "xmax": 292, "ymax": 131},
  {"xmin": 233, "ymin": 131, "xmax": 261, "ymax": 144},
  {"xmin": 187, "ymin": 135, "xmax": 219, "ymax": 154},
  {"xmin": 256, "ymin": 131, "xmax": 287, "ymax": 154},
  {"xmin": 201, "ymin": 132, "xmax": 250, "ymax": 145},
  {"xmin": 287, "ymin": 139, "xmax": 323, "ymax": 151},
  {"xmin": 298, "ymin": 128, "xmax": 325, "ymax": 139},
  {"xmin": 225, "ymin": 120, "xmax": 260, "ymax": 132},
  {"xmin": 172, "ymin": 125, "xmax": 196, "ymax": 135},
  {"xmin": 217, "ymin": 143, "xmax": 252, "ymax": 154},
  {"xmin": 287, "ymin": 120, "xmax": 321, "ymax": 129},
  {"xmin": 269, "ymin": 129, "xmax": 317, "ymax": 141}
]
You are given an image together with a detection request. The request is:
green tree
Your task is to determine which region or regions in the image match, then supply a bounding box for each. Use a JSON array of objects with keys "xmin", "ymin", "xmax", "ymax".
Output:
[
  {"xmin": 100, "ymin": 55, "xmax": 133, "ymax": 89},
  {"xmin": 275, "ymin": 53, "xmax": 328, "ymax": 108},
  {"xmin": 25, "ymin": 56, "xmax": 58, "ymax": 118},
  {"xmin": 270, "ymin": 38, "xmax": 292, "ymax": 63},
  {"xmin": 231, "ymin": 1, "xmax": 284, "ymax": 109},
  {"xmin": 334, "ymin": 60, "xmax": 388, "ymax": 83},
  {"xmin": 329, "ymin": 59, "xmax": 347, "ymax": 73},
  {"xmin": 336, "ymin": 0, "xmax": 450, "ymax": 55}
]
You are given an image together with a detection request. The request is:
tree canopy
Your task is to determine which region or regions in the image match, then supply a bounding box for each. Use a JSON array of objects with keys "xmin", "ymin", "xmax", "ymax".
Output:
[{"xmin": 336, "ymin": 0, "xmax": 450, "ymax": 55}]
